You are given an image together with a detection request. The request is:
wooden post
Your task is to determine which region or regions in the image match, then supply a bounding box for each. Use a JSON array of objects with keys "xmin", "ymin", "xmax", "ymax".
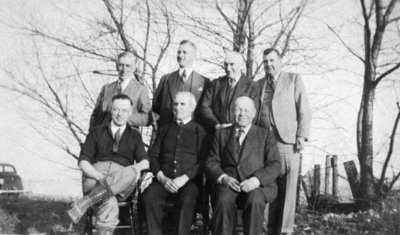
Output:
[
  {"xmin": 344, "ymin": 161, "xmax": 363, "ymax": 200},
  {"xmin": 312, "ymin": 164, "xmax": 321, "ymax": 198},
  {"xmin": 331, "ymin": 155, "xmax": 338, "ymax": 197},
  {"xmin": 325, "ymin": 155, "xmax": 331, "ymax": 195}
]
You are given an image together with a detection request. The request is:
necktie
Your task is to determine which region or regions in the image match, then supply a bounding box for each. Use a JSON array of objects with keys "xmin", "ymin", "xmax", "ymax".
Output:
[
  {"xmin": 229, "ymin": 78, "xmax": 235, "ymax": 88},
  {"xmin": 181, "ymin": 70, "xmax": 187, "ymax": 82},
  {"xmin": 268, "ymin": 76, "xmax": 275, "ymax": 91},
  {"xmin": 236, "ymin": 128, "xmax": 244, "ymax": 147},
  {"xmin": 177, "ymin": 120, "xmax": 184, "ymax": 126},
  {"xmin": 116, "ymin": 81, "xmax": 122, "ymax": 94},
  {"xmin": 112, "ymin": 128, "xmax": 121, "ymax": 152}
]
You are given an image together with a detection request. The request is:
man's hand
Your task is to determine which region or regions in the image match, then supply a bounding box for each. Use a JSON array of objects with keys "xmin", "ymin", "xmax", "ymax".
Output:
[
  {"xmin": 221, "ymin": 175, "xmax": 241, "ymax": 192},
  {"xmin": 172, "ymin": 175, "xmax": 189, "ymax": 189},
  {"xmin": 215, "ymin": 123, "xmax": 233, "ymax": 130},
  {"xmin": 157, "ymin": 172, "xmax": 179, "ymax": 193},
  {"xmin": 239, "ymin": 177, "xmax": 260, "ymax": 192},
  {"xmin": 295, "ymin": 136, "xmax": 306, "ymax": 152}
]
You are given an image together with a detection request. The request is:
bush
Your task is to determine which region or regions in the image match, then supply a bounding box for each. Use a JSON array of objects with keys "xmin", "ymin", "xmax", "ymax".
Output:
[{"xmin": 0, "ymin": 207, "xmax": 19, "ymax": 234}]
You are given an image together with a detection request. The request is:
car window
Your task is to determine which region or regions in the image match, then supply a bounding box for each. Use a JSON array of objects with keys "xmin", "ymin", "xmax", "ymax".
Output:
[{"xmin": 4, "ymin": 165, "xmax": 15, "ymax": 173}]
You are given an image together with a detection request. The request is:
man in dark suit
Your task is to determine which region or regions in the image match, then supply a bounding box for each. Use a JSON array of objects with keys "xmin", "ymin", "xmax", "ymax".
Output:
[
  {"xmin": 200, "ymin": 51, "xmax": 257, "ymax": 133},
  {"xmin": 68, "ymin": 94, "xmax": 149, "ymax": 235},
  {"xmin": 255, "ymin": 48, "xmax": 311, "ymax": 235},
  {"xmin": 152, "ymin": 40, "xmax": 209, "ymax": 127},
  {"xmin": 90, "ymin": 51, "xmax": 151, "ymax": 128},
  {"xmin": 205, "ymin": 96, "xmax": 281, "ymax": 235},
  {"xmin": 142, "ymin": 92, "xmax": 208, "ymax": 235}
]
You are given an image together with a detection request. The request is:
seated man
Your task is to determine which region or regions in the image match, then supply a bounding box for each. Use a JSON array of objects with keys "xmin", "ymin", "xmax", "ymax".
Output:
[
  {"xmin": 142, "ymin": 91, "xmax": 208, "ymax": 235},
  {"xmin": 68, "ymin": 94, "xmax": 149, "ymax": 235},
  {"xmin": 205, "ymin": 96, "xmax": 281, "ymax": 235}
]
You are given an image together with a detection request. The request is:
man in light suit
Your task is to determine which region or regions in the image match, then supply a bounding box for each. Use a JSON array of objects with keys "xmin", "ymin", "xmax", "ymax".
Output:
[
  {"xmin": 205, "ymin": 96, "xmax": 281, "ymax": 235},
  {"xmin": 200, "ymin": 51, "xmax": 258, "ymax": 133},
  {"xmin": 90, "ymin": 51, "xmax": 152, "ymax": 128},
  {"xmin": 152, "ymin": 40, "xmax": 210, "ymax": 127},
  {"xmin": 255, "ymin": 48, "xmax": 311, "ymax": 235}
]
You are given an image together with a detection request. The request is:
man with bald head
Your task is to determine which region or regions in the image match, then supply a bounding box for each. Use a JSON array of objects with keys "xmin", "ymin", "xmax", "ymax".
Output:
[
  {"xmin": 90, "ymin": 51, "xmax": 151, "ymax": 128},
  {"xmin": 153, "ymin": 40, "xmax": 210, "ymax": 127},
  {"xmin": 143, "ymin": 91, "xmax": 208, "ymax": 235},
  {"xmin": 205, "ymin": 96, "xmax": 281, "ymax": 235},
  {"xmin": 200, "ymin": 51, "xmax": 257, "ymax": 133}
]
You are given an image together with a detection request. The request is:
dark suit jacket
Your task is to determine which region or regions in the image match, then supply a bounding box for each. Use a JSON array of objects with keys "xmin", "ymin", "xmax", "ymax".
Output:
[
  {"xmin": 152, "ymin": 70, "xmax": 210, "ymax": 126},
  {"xmin": 149, "ymin": 120, "xmax": 208, "ymax": 181},
  {"xmin": 205, "ymin": 125, "xmax": 281, "ymax": 201},
  {"xmin": 199, "ymin": 74, "xmax": 258, "ymax": 132},
  {"xmin": 254, "ymin": 72, "xmax": 311, "ymax": 144},
  {"xmin": 90, "ymin": 77, "xmax": 152, "ymax": 128}
]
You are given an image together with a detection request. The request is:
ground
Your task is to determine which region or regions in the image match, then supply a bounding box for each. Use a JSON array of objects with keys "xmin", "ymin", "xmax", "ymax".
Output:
[{"xmin": 1, "ymin": 192, "xmax": 400, "ymax": 234}]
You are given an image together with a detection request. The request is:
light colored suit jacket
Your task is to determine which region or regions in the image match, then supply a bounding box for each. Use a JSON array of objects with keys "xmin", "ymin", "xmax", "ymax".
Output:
[
  {"xmin": 255, "ymin": 72, "xmax": 311, "ymax": 144},
  {"xmin": 90, "ymin": 77, "xmax": 152, "ymax": 128},
  {"xmin": 205, "ymin": 125, "xmax": 281, "ymax": 201}
]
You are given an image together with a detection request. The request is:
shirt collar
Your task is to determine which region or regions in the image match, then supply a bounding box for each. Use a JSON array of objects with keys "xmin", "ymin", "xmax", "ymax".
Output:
[
  {"xmin": 179, "ymin": 67, "xmax": 193, "ymax": 77},
  {"xmin": 229, "ymin": 73, "xmax": 242, "ymax": 86},
  {"xmin": 267, "ymin": 71, "xmax": 281, "ymax": 82},
  {"xmin": 110, "ymin": 121, "xmax": 127, "ymax": 136},
  {"xmin": 176, "ymin": 117, "xmax": 192, "ymax": 125},
  {"xmin": 118, "ymin": 77, "xmax": 132, "ymax": 91},
  {"xmin": 236, "ymin": 124, "xmax": 251, "ymax": 136}
]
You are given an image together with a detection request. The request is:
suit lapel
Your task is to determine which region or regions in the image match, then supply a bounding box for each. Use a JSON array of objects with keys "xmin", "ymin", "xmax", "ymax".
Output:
[
  {"xmin": 274, "ymin": 71, "xmax": 288, "ymax": 97},
  {"xmin": 167, "ymin": 70, "xmax": 180, "ymax": 100},
  {"xmin": 191, "ymin": 71, "xmax": 202, "ymax": 92},
  {"xmin": 225, "ymin": 127, "xmax": 239, "ymax": 163},
  {"xmin": 230, "ymin": 74, "xmax": 247, "ymax": 105},
  {"xmin": 123, "ymin": 79, "xmax": 138, "ymax": 94},
  {"xmin": 238, "ymin": 126, "xmax": 256, "ymax": 164}
]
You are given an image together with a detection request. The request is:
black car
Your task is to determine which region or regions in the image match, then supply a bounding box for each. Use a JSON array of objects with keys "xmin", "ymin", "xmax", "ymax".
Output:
[{"xmin": 0, "ymin": 163, "xmax": 24, "ymax": 195}]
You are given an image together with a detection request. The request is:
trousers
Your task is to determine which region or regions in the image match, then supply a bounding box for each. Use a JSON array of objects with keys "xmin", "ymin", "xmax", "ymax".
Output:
[{"xmin": 83, "ymin": 161, "xmax": 138, "ymax": 230}]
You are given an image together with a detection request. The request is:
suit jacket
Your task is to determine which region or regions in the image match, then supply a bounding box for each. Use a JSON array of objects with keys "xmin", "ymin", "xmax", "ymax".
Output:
[
  {"xmin": 152, "ymin": 70, "xmax": 210, "ymax": 126},
  {"xmin": 149, "ymin": 120, "xmax": 208, "ymax": 181},
  {"xmin": 199, "ymin": 74, "xmax": 258, "ymax": 132},
  {"xmin": 205, "ymin": 125, "xmax": 281, "ymax": 201},
  {"xmin": 90, "ymin": 77, "xmax": 152, "ymax": 128},
  {"xmin": 255, "ymin": 72, "xmax": 311, "ymax": 144}
]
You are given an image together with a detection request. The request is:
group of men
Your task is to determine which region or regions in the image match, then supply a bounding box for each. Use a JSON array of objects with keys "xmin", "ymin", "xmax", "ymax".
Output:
[{"xmin": 67, "ymin": 39, "xmax": 311, "ymax": 235}]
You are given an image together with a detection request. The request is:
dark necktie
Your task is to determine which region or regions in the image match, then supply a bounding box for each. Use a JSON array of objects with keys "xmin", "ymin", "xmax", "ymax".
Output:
[
  {"xmin": 112, "ymin": 128, "xmax": 121, "ymax": 152},
  {"xmin": 177, "ymin": 120, "xmax": 184, "ymax": 126},
  {"xmin": 116, "ymin": 81, "xmax": 122, "ymax": 94},
  {"xmin": 181, "ymin": 70, "xmax": 187, "ymax": 82},
  {"xmin": 236, "ymin": 128, "xmax": 244, "ymax": 147},
  {"xmin": 268, "ymin": 75, "xmax": 275, "ymax": 91}
]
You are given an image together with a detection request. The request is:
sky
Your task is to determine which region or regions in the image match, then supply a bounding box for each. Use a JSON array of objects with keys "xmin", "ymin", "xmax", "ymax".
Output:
[{"xmin": 0, "ymin": 0, "xmax": 399, "ymax": 198}]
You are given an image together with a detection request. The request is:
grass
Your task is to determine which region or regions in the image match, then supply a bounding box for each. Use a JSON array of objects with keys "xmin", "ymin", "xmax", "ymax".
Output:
[{"xmin": 1, "ymin": 192, "xmax": 400, "ymax": 234}]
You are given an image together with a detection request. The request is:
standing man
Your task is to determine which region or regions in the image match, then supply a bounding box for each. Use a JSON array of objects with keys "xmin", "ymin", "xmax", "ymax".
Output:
[
  {"xmin": 255, "ymin": 48, "xmax": 311, "ymax": 235},
  {"xmin": 205, "ymin": 96, "xmax": 281, "ymax": 235},
  {"xmin": 143, "ymin": 92, "xmax": 208, "ymax": 235},
  {"xmin": 68, "ymin": 94, "xmax": 149, "ymax": 235},
  {"xmin": 90, "ymin": 51, "xmax": 152, "ymax": 128},
  {"xmin": 152, "ymin": 40, "xmax": 209, "ymax": 127},
  {"xmin": 200, "ymin": 51, "xmax": 257, "ymax": 133}
]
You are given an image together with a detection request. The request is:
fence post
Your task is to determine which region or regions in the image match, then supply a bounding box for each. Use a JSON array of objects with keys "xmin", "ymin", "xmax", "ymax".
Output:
[
  {"xmin": 296, "ymin": 153, "xmax": 303, "ymax": 208},
  {"xmin": 331, "ymin": 155, "xmax": 338, "ymax": 197},
  {"xmin": 344, "ymin": 161, "xmax": 363, "ymax": 201},
  {"xmin": 312, "ymin": 164, "xmax": 321, "ymax": 199},
  {"xmin": 325, "ymin": 155, "xmax": 331, "ymax": 194}
]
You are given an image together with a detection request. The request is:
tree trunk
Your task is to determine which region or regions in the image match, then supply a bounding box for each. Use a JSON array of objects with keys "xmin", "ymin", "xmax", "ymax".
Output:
[
  {"xmin": 233, "ymin": 0, "xmax": 247, "ymax": 53},
  {"xmin": 358, "ymin": 80, "xmax": 377, "ymax": 200}
]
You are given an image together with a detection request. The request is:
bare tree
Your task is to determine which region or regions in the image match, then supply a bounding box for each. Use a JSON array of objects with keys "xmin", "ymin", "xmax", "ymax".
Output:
[
  {"xmin": 175, "ymin": 0, "xmax": 309, "ymax": 78},
  {"xmin": 329, "ymin": 0, "xmax": 400, "ymax": 200},
  {"xmin": 1, "ymin": 0, "xmax": 175, "ymax": 159}
]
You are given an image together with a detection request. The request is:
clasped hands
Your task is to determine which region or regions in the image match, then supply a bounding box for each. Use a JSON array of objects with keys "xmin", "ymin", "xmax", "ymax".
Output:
[
  {"xmin": 221, "ymin": 175, "xmax": 259, "ymax": 192},
  {"xmin": 157, "ymin": 172, "xmax": 189, "ymax": 194}
]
